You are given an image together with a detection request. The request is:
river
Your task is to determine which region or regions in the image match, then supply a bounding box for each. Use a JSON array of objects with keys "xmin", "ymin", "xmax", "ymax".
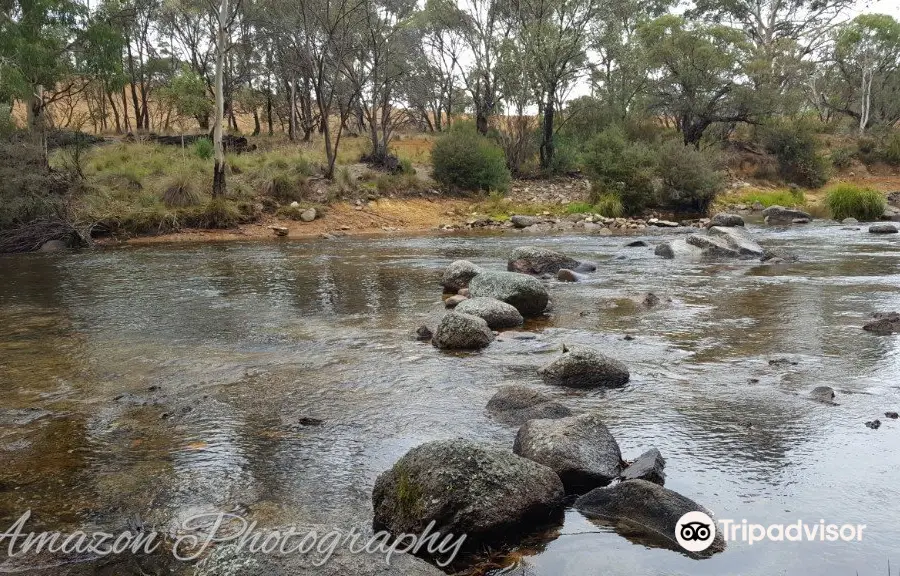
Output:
[{"xmin": 1, "ymin": 223, "xmax": 899, "ymax": 575}]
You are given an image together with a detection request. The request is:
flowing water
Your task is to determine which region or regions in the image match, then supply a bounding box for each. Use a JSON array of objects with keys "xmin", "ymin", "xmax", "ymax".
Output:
[{"xmin": 1, "ymin": 223, "xmax": 899, "ymax": 575}]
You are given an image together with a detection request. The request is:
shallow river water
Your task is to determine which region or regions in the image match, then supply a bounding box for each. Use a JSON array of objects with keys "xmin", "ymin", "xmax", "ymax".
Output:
[{"xmin": 1, "ymin": 223, "xmax": 899, "ymax": 575}]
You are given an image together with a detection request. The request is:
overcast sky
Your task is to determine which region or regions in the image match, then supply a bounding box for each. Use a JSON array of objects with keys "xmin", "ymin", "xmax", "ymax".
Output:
[{"xmin": 858, "ymin": 0, "xmax": 900, "ymax": 17}]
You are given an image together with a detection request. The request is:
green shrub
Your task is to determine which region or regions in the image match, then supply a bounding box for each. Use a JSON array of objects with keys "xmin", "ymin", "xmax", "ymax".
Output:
[
  {"xmin": 760, "ymin": 121, "xmax": 830, "ymax": 188},
  {"xmin": 431, "ymin": 126, "xmax": 511, "ymax": 192},
  {"xmin": 593, "ymin": 192, "xmax": 624, "ymax": 218},
  {"xmin": 655, "ymin": 140, "xmax": 725, "ymax": 213},
  {"xmin": 193, "ymin": 138, "xmax": 214, "ymax": 160},
  {"xmin": 583, "ymin": 127, "xmax": 656, "ymax": 215},
  {"xmin": 830, "ymin": 147, "xmax": 855, "ymax": 170},
  {"xmin": 884, "ymin": 132, "xmax": 900, "ymax": 166},
  {"xmin": 543, "ymin": 136, "xmax": 578, "ymax": 176},
  {"xmin": 826, "ymin": 183, "xmax": 885, "ymax": 221}
]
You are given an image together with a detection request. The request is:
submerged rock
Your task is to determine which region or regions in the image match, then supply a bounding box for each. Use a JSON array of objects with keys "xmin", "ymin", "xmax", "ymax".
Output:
[
  {"xmin": 486, "ymin": 385, "xmax": 572, "ymax": 426},
  {"xmin": 454, "ymin": 297, "xmax": 524, "ymax": 329},
  {"xmin": 441, "ymin": 260, "xmax": 483, "ymax": 293},
  {"xmin": 869, "ymin": 223, "xmax": 899, "ymax": 234},
  {"xmin": 575, "ymin": 480, "xmax": 726, "ymax": 557},
  {"xmin": 762, "ymin": 205, "xmax": 812, "ymax": 225},
  {"xmin": 508, "ymin": 246, "xmax": 581, "ymax": 275},
  {"xmin": 372, "ymin": 440, "xmax": 564, "ymax": 549},
  {"xmin": 625, "ymin": 240, "xmax": 648, "ymax": 248},
  {"xmin": 620, "ymin": 448, "xmax": 666, "ymax": 485},
  {"xmin": 514, "ymin": 412, "xmax": 623, "ymax": 493},
  {"xmin": 809, "ymin": 386, "xmax": 836, "ymax": 403},
  {"xmin": 863, "ymin": 312, "xmax": 900, "ymax": 335},
  {"xmin": 469, "ymin": 271, "xmax": 549, "ymax": 317},
  {"xmin": 432, "ymin": 312, "xmax": 494, "ymax": 350},
  {"xmin": 865, "ymin": 419, "xmax": 881, "ymax": 430},
  {"xmin": 538, "ymin": 345, "xmax": 630, "ymax": 388},
  {"xmin": 574, "ymin": 260, "xmax": 598, "ymax": 272}
]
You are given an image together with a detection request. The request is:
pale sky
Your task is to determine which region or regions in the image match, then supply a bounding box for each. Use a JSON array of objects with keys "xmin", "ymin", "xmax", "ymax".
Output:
[{"xmin": 857, "ymin": 0, "xmax": 900, "ymax": 17}]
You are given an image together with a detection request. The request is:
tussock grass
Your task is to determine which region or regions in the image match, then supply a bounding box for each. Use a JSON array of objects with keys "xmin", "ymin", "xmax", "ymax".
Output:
[
  {"xmin": 826, "ymin": 183, "xmax": 885, "ymax": 221},
  {"xmin": 594, "ymin": 193, "xmax": 624, "ymax": 218}
]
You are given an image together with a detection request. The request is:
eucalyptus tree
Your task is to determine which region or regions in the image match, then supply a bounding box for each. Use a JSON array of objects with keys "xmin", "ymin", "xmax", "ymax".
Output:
[
  {"xmin": 343, "ymin": 0, "xmax": 418, "ymax": 163},
  {"xmin": 0, "ymin": 0, "xmax": 125, "ymax": 144},
  {"xmin": 588, "ymin": 0, "xmax": 669, "ymax": 122},
  {"xmin": 413, "ymin": 0, "xmax": 467, "ymax": 130},
  {"xmin": 513, "ymin": 0, "xmax": 601, "ymax": 169},
  {"xmin": 829, "ymin": 14, "xmax": 900, "ymax": 134},
  {"xmin": 640, "ymin": 15, "xmax": 757, "ymax": 146},
  {"xmin": 689, "ymin": 0, "xmax": 854, "ymax": 110},
  {"xmin": 267, "ymin": 0, "xmax": 365, "ymax": 177},
  {"xmin": 457, "ymin": 0, "xmax": 512, "ymax": 134}
]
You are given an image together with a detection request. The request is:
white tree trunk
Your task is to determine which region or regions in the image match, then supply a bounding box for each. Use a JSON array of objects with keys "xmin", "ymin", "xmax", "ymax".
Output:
[{"xmin": 212, "ymin": 0, "xmax": 228, "ymax": 198}]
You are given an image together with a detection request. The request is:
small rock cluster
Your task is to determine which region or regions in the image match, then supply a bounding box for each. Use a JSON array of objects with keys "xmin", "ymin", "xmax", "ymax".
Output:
[{"xmin": 441, "ymin": 213, "xmax": 706, "ymax": 234}]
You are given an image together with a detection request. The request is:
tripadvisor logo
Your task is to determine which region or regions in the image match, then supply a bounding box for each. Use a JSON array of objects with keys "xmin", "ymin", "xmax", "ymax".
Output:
[{"xmin": 675, "ymin": 511, "xmax": 716, "ymax": 553}]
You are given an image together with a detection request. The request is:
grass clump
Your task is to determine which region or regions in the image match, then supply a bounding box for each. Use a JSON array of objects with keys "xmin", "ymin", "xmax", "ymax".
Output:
[
  {"xmin": 593, "ymin": 192, "xmax": 624, "ymax": 218},
  {"xmin": 565, "ymin": 202, "xmax": 594, "ymax": 214},
  {"xmin": 160, "ymin": 170, "xmax": 203, "ymax": 208},
  {"xmin": 826, "ymin": 183, "xmax": 885, "ymax": 221},
  {"xmin": 431, "ymin": 124, "xmax": 510, "ymax": 192}
]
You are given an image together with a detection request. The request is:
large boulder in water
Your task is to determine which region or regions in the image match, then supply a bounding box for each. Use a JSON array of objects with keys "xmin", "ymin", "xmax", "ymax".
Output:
[
  {"xmin": 762, "ymin": 205, "xmax": 812, "ymax": 225},
  {"xmin": 706, "ymin": 226, "xmax": 765, "ymax": 257},
  {"xmin": 372, "ymin": 439, "xmax": 565, "ymax": 550},
  {"xmin": 620, "ymin": 448, "xmax": 666, "ymax": 485},
  {"xmin": 538, "ymin": 345, "xmax": 630, "ymax": 388},
  {"xmin": 455, "ymin": 297, "xmax": 524, "ymax": 329},
  {"xmin": 514, "ymin": 412, "xmax": 623, "ymax": 493},
  {"xmin": 440, "ymin": 260, "xmax": 482, "ymax": 293},
  {"xmin": 469, "ymin": 271, "xmax": 549, "ymax": 317},
  {"xmin": 707, "ymin": 213, "xmax": 744, "ymax": 228},
  {"xmin": 575, "ymin": 480, "xmax": 726, "ymax": 557},
  {"xmin": 432, "ymin": 312, "xmax": 494, "ymax": 350},
  {"xmin": 507, "ymin": 246, "xmax": 581, "ymax": 275},
  {"xmin": 487, "ymin": 385, "xmax": 572, "ymax": 426},
  {"xmin": 658, "ymin": 227, "xmax": 763, "ymax": 259},
  {"xmin": 869, "ymin": 223, "xmax": 899, "ymax": 234}
]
